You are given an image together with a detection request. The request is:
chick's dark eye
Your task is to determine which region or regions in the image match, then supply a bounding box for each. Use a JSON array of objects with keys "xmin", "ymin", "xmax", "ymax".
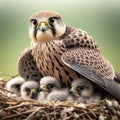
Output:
[
  {"xmin": 31, "ymin": 19, "xmax": 37, "ymax": 26},
  {"xmin": 25, "ymin": 88, "xmax": 30, "ymax": 93},
  {"xmin": 15, "ymin": 84, "xmax": 20, "ymax": 88},
  {"xmin": 77, "ymin": 86, "xmax": 85, "ymax": 92},
  {"xmin": 49, "ymin": 17, "xmax": 55, "ymax": 23},
  {"xmin": 47, "ymin": 84, "xmax": 54, "ymax": 90}
]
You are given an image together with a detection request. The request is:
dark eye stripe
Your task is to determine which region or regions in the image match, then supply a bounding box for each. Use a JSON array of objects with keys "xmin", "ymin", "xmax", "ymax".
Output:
[
  {"xmin": 49, "ymin": 23, "xmax": 56, "ymax": 36},
  {"xmin": 30, "ymin": 19, "xmax": 38, "ymax": 40},
  {"xmin": 34, "ymin": 29, "xmax": 37, "ymax": 39}
]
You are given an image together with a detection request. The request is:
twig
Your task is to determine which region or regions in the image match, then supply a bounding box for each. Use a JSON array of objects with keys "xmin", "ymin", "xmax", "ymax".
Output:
[
  {"xmin": 4, "ymin": 102, "xmax": 30, "ymax": 111},
  {"xmin": 25, "ymin": 107, "xmax": 41, "ymax": 120},
  {"xmin": 43, "ymin": 111, "xmax": 50, "ymax": 120},
  {"xmin": 85, "ymin": 113, "xmax": 93, "ymax": 120},
  {"xmin": 63, "ymin": 114, "xmax": 73, "ymax": 120},
  {"xmin": 0, "ymin": 86, "xmax": 15, "ymax": 94},
  {"xmin": 88, "ymin": 108, "xmax": 97, "ymax": 118},
  {"xmin": 58, "ymin": 103, "xmax": 86, "ymax": 109},
  {"xmin": 0, "ymin": 91, "xmax": 18, "ymax": 101},
  {"xmin": 1, "ymin": 110, "xmax": 34, "ymax": 120}
]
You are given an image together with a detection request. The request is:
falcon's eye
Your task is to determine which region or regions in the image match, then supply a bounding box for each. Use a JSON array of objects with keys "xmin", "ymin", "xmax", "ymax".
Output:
[
  {"xmin": 31, "ymin": 19, "xmax": 37, "ymax": 26},
  {"xmin": 25, "ymin": 88, "xmax": 30, "ymax": 93},
  {"xmin": 47, "ymin": 84, "xmax": 54, "ymax": 90},
  {"xmin": 76, "ymin": 86, "xmax": 85, "ymax": 92},
  {"xmin": 15, "ymin": 84, "xmax": 21, "ymax": 91},
  {"xmin": 15, "ymin": 84, "xmax": 20, "ymax": 88},
  {"xmin": 49, "ymin": 17, "xmax": 56, "ymax": 24}
]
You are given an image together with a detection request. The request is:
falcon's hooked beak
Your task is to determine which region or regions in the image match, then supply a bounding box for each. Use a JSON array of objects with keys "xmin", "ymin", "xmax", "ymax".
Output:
[{"xmin": 39, "ymin": 22, "xmax": 49, "ymax": 32}]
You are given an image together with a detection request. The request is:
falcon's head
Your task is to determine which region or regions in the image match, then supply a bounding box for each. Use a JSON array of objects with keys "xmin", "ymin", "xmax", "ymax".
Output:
[
  {"xmin": 39, "ymin": 76, "xmax": 61, "ymax": 92},
  {"xmin": 21, "ymin": 81, "xmax": 39, "ymax": 99},
  {"xmin": 6, "ymin": 77, "xmax": 25, "ymax": 95},
  {"xmin": 29, "ymin": 10, "xmax": 66, "ymax": 43},
  {"xmin": 70, "ymin": 78, "xmax": 94, "ymax": 97}
]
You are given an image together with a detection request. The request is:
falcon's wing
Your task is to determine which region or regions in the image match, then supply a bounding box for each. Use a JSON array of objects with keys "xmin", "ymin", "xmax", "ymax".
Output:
[
  {"xmin": 62, "ymin": 47, "xmax": 120, "ymax": 100},
  {"xmin": 18, "ymin": 47, "xmax": 42, "ymax": 81},
  {"xmin": 115, "ymin": 72, "xmax": 120, "ymax": 83}
]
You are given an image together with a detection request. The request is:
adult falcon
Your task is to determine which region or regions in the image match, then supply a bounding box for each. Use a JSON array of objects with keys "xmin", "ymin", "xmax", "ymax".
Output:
[{"xmin": 18, "ymin": 10, "xmax": 120, "ymax": 100}]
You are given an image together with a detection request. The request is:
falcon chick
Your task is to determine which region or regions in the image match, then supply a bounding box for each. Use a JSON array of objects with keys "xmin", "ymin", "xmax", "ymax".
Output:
[
  {"xmin": 70, "ymin": 78, "xmax": 101, "ymax": 104},
  {"xmin": 5, "ymin": 77, "xmax": 25, "ymax": 97},
  {"xmin": 39, "ymin": 76, "xmax": 61, "ymax": 92},
  {"xmin": 38, "ymin": 76, "xmax": 61, "ymax": 101},
  {"xmin": 38, "ymin": 76, "xmax": 73, "ymax": 102},
  {"xmin": 21, "ymin": 81, "xmax": 39, "ymax": 99},
  {"xmin": 19, "ymin": 10, "xmax": 120, "ymax": 100}
]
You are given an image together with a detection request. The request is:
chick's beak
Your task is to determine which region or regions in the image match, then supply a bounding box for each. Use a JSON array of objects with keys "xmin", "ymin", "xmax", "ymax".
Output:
[
  {"xmin": 39, "ymin": 22, "xmax": 49, "ymax": 32},
  {"xmin": 39, "ymin": 84, "xmax": 47, "ymax": 91},
  {"xmin": 69, "ymin": 86, "xmax": 77, "ymax": 94},
  {"xmin": 31, "ymin": 88, "xmax": 37, "ymax": 93},
  {"xmin": 30, "ymin": 88, "xmax": 37, "ymax": 99}
]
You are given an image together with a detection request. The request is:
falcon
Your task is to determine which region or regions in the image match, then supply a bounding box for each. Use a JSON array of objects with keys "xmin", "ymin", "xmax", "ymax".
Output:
[
  {"xmin": 37, "ymin": 76, "xmax": 61, "ymax": 101},
  {"xmin": 20, "ymin": 81, "xmax": 39, "ymax": 99},
  {"xmin": 70, "ymin": 78, "xmax": 101, "ymax": 104},
  {"xmin": 39, "ymin": 76, "xmax": 61, "ymax": 92},
  {"xmin": 18, "ymin": 10, "xmax": 120, "ymax": 100},
  {"xmin": 5, "ymin": 77, "xmax": 25, "ymax": 97},
  {"xmin": 38, "ymin": 76, "xmax": 73, "ymax": 102}
]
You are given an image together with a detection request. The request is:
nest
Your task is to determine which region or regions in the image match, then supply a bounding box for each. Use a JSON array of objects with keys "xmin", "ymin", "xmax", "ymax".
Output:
[{"xmin": 0, "ymin": 77, "xmax": 120, "ymax": 120}]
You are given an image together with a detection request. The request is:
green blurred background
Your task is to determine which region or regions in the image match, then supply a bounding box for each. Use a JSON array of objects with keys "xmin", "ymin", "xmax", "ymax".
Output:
[{"xmin": 0, "ymin": 0, "xmax": 120, "ymax": 76}]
